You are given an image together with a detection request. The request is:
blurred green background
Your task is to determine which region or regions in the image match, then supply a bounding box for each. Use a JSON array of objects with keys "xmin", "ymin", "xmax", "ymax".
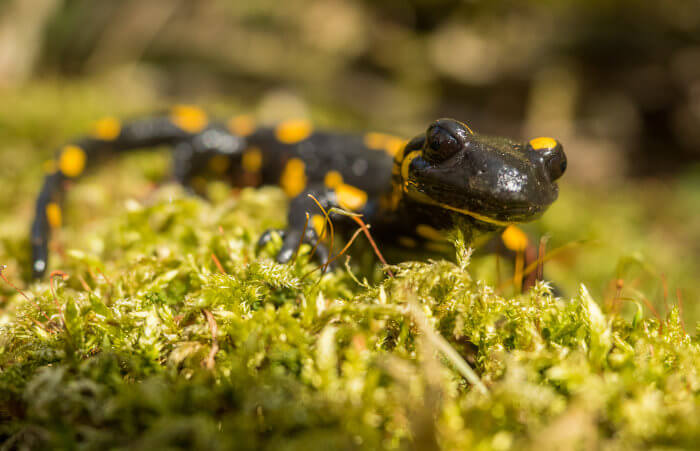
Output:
[{"xmin": 1, "ymin": 0, "xmax": 699, "ymax": 323}]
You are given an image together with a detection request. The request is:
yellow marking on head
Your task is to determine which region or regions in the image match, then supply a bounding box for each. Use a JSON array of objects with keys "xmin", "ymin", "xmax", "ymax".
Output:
[
  {"xmin": 45, "ymin": 202, "xmax": 62, "ymax": 228},
  {"xmin": 275, "ymin": 119, "xmax": 313, "ymax": 144},
  {"xmin": 170, "ymin": 105, "xmax": 208, "ymax": 133},
  {"xmin": 400, "ymin": 150, "xmax": 421, "ymax": 182},
  {"xmin": 92, "ymin": 117, "xmax": 121, "ymax": 140},
  {"xmin": 335, "ymin": 183, "xmax": 368, "ymax": 211},
  {"xmin": 456, "ymin": 120, "xmax": 474, "ymax": 134},
  {"xmin": 416, "ymin": 224, "xmax": 445, "ymax": 242},
  {"xmin": 393, "ymin": 141, "xmax": 406, "ymax": 163},
  {"xmin": 43, "ymin": 159, "xmax": 57, "ymax": 174},
  {"xmin": 59, "ymin": 145, "xmax": 87, "ymax": 178},
  {"xmin": 501, "ymin": 225, "xmax": 529, "ymax": 252},
  {"xmin": 280, "ymin": 158, "xmax": 307, "ymax": 197},
  {"xmin": 529, "ymin": 137, "xmax": 557, "ymax": 151},
  {"xmin": 398, "ymin": 237, "xmax": 417, "ymax": 248},
  {"xmin": 311, "ymin": 214, "xmax": 326, "ymax": 239},
  {"xmin": 228, "ymin": 115, "xmax": 256, "ymax": 137},
  {"xmin": 403, "ymin": 188, "xmax": 513, "ymax": 227},
  {"xmin": 441, "ymin": 203, "xmax": 513, "ymax": 227},
  {"xmin": 324, "ymin": 170, "xmax": 343, "ymax": 189},
  {"xmin": 242, "ymin": 147, "xmax": 263, "ymax": 173},
  {"xmin": 208, "ymin": 155, "xmax": 230, "ymax": 174}
]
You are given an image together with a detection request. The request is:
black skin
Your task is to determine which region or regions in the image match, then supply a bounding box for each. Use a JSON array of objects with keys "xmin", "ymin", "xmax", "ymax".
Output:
[
  {"xmin": 398, "ymin": 119, "xmax": 564, "ymax": 226},
  {"xmin": 30, "ymin": 110, "xmax": 566, "ymax": 278}
]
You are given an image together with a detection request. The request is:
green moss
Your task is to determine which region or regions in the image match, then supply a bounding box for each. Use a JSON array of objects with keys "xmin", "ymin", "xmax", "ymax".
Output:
[
  {"xmin": 1, "ymin": 186, "xmax": 698, "ymax": 450},
  {"xmin": 0, "ymin": 80, "xmax": 698, "ymax": 449}
]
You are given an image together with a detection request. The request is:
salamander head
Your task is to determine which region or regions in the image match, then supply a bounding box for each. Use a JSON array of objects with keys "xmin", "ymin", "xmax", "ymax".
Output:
[{"xmin": 395, "ymin": 118, "xmax": 566, "ymax": 227}]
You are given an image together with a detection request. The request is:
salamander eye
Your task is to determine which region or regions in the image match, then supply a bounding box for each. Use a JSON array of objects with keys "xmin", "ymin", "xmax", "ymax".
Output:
[
  {"xmin": 529, "ymin": 137, "xmax": 567, "ymax": 181},
  {"xmin": 424, "ymin": 125, "xmax": 461, "ymax": 163},
  {"xmin": 546, "ymin": 151, "xmax": 567, "ymax": 181}
]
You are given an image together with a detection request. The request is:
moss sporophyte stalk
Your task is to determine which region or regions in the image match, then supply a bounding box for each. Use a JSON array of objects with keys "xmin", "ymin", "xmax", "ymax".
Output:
[{"xmin": 1, "ymin": 188, "xmax": 697, "ymax": 449}]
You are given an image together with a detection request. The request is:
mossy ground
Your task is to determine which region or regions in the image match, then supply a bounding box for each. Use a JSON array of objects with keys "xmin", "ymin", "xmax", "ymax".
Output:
[{"xmin": 0, "ymin": 79, "xmax": 699, "ymax": 450}]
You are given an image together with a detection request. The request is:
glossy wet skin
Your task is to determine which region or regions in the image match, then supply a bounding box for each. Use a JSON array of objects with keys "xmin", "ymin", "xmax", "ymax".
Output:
[
  {"xmin": 397, "ymin": 119, "xmax": 567, "ymax": 226},
  {"xmin": 30, "ymin": 109, "xmax": 566, "ymax": 278}
]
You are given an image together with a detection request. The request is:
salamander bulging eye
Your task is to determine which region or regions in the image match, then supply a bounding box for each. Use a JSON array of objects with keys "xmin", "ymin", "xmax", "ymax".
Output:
[
  {"xmin": 424, "ymin": 125, "xmax": 461, "ymax": 163},
  {"xmin": 546, "ymin": 151, "xmax": 567, "ymax": 181}
]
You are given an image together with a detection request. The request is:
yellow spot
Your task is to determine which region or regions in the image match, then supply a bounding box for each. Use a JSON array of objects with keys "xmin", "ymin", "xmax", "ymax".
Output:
[
  {"xmin": 364, "ymin": 132, "xmax": 388, "ymax": 150},
  {"xmin": 393, "ymin": 141, "xmax": 406, "ymax": 163},
  {"xmin": 275, "ymin": 119, "xmax": 313, "ymax": 144},
  {"xmin": 335, "ymin": 183, "xmax": 367, "ymax": 211},
  {"xmin": 45, "ymin": 202, "xmax": 62, "ymax": 228},
  {"xmin": 501, "ymin": 225, "xmax": 529, "ymax": 252},
  {"xmin": 311, "ymin": 214, "xmax": 326, "ymax": 239},
  {"xmin": 280, "ymin": 158, "xmax": 307, "ymax": 197},
  {"xmin": 208, "ymin": 155, "xmax": 230, "ymax": 174},
  {"xmin": 228, "ymin": 115, "xmax": 256, "ymax": 137},
  {"xmin": 416, "ymin": 224, "xmax": 444, "ymax": 241},
  {"xmin": 242, "ymin": 147, "xmax": 263, "ymax": 173},
  {"xmin": 398, "ymin": 237, "xmax": 417, "ymax": 248},
  {"xmin": 364, "ymin": 132, "xmax": 406, "ymax": 157},
  {"xmin": 92, "ymin": 117, "xmax": 121, "ymax": 140},
  {"xmin": 401, "ymin": 150, "xmax": 421, "ymax": 182},
  {"xmin": 529, "ymin": 136, "xmax": 557, "ymax": 151},
  {"xmin": 43, "ymin": 159, "xmax": 57, "ymax": 174},
  {"xmin": 59, "ymin": 145, "xmax": 87, "ymax": 178},
  {"xmin": 170, "ymin": 105, "xmax": 208, "ymax": 133},
  {"xmin": 385, "ymin": 137, "xmax": 407, "ymax": 157},
  {"xmin": 324, "ymin": 170, "xmax": 343, "ymax": 189}
]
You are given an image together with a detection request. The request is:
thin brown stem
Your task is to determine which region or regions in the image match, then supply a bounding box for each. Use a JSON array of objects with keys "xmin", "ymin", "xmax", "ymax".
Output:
[
  {"xmin": 302, "ymin": 226, "xmax": 364, "ymax": 280},
  {"xmin": 350, "ymin": 215, "xmax": 393, "ymax": 277},
  {"xmin": 201, "ymin": 309, "xmax": 219, "ymax": 370},
  {"xmin": 211, "ymin": 253, "xmax": 226, "ymax": 274}
]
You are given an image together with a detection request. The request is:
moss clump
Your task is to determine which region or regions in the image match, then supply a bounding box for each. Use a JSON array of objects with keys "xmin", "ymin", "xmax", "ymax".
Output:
[{"xmin": 0, "ymin": 187, "xmax": 697, "ymax": 450}]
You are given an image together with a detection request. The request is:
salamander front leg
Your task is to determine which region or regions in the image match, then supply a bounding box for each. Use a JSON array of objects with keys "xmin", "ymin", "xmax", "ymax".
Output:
[
  {"xmin": 258, "ymin": 187, "xmax": 336, "ymax": 268},
  {"xmin": 258, "ymin": 225, "xmax": 331, "ymax": 268}
]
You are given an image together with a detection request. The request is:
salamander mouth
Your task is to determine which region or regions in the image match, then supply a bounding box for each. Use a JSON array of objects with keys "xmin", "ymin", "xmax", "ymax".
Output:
[{"xmin": 403, "ymin": 178, "xmax": 551, "ymax": 225}]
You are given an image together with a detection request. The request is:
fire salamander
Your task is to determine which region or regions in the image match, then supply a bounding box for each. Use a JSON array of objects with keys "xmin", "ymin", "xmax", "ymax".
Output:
[{"xmin": 30, "ymin": 105, "xmax": 566, "ymax": 278}]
